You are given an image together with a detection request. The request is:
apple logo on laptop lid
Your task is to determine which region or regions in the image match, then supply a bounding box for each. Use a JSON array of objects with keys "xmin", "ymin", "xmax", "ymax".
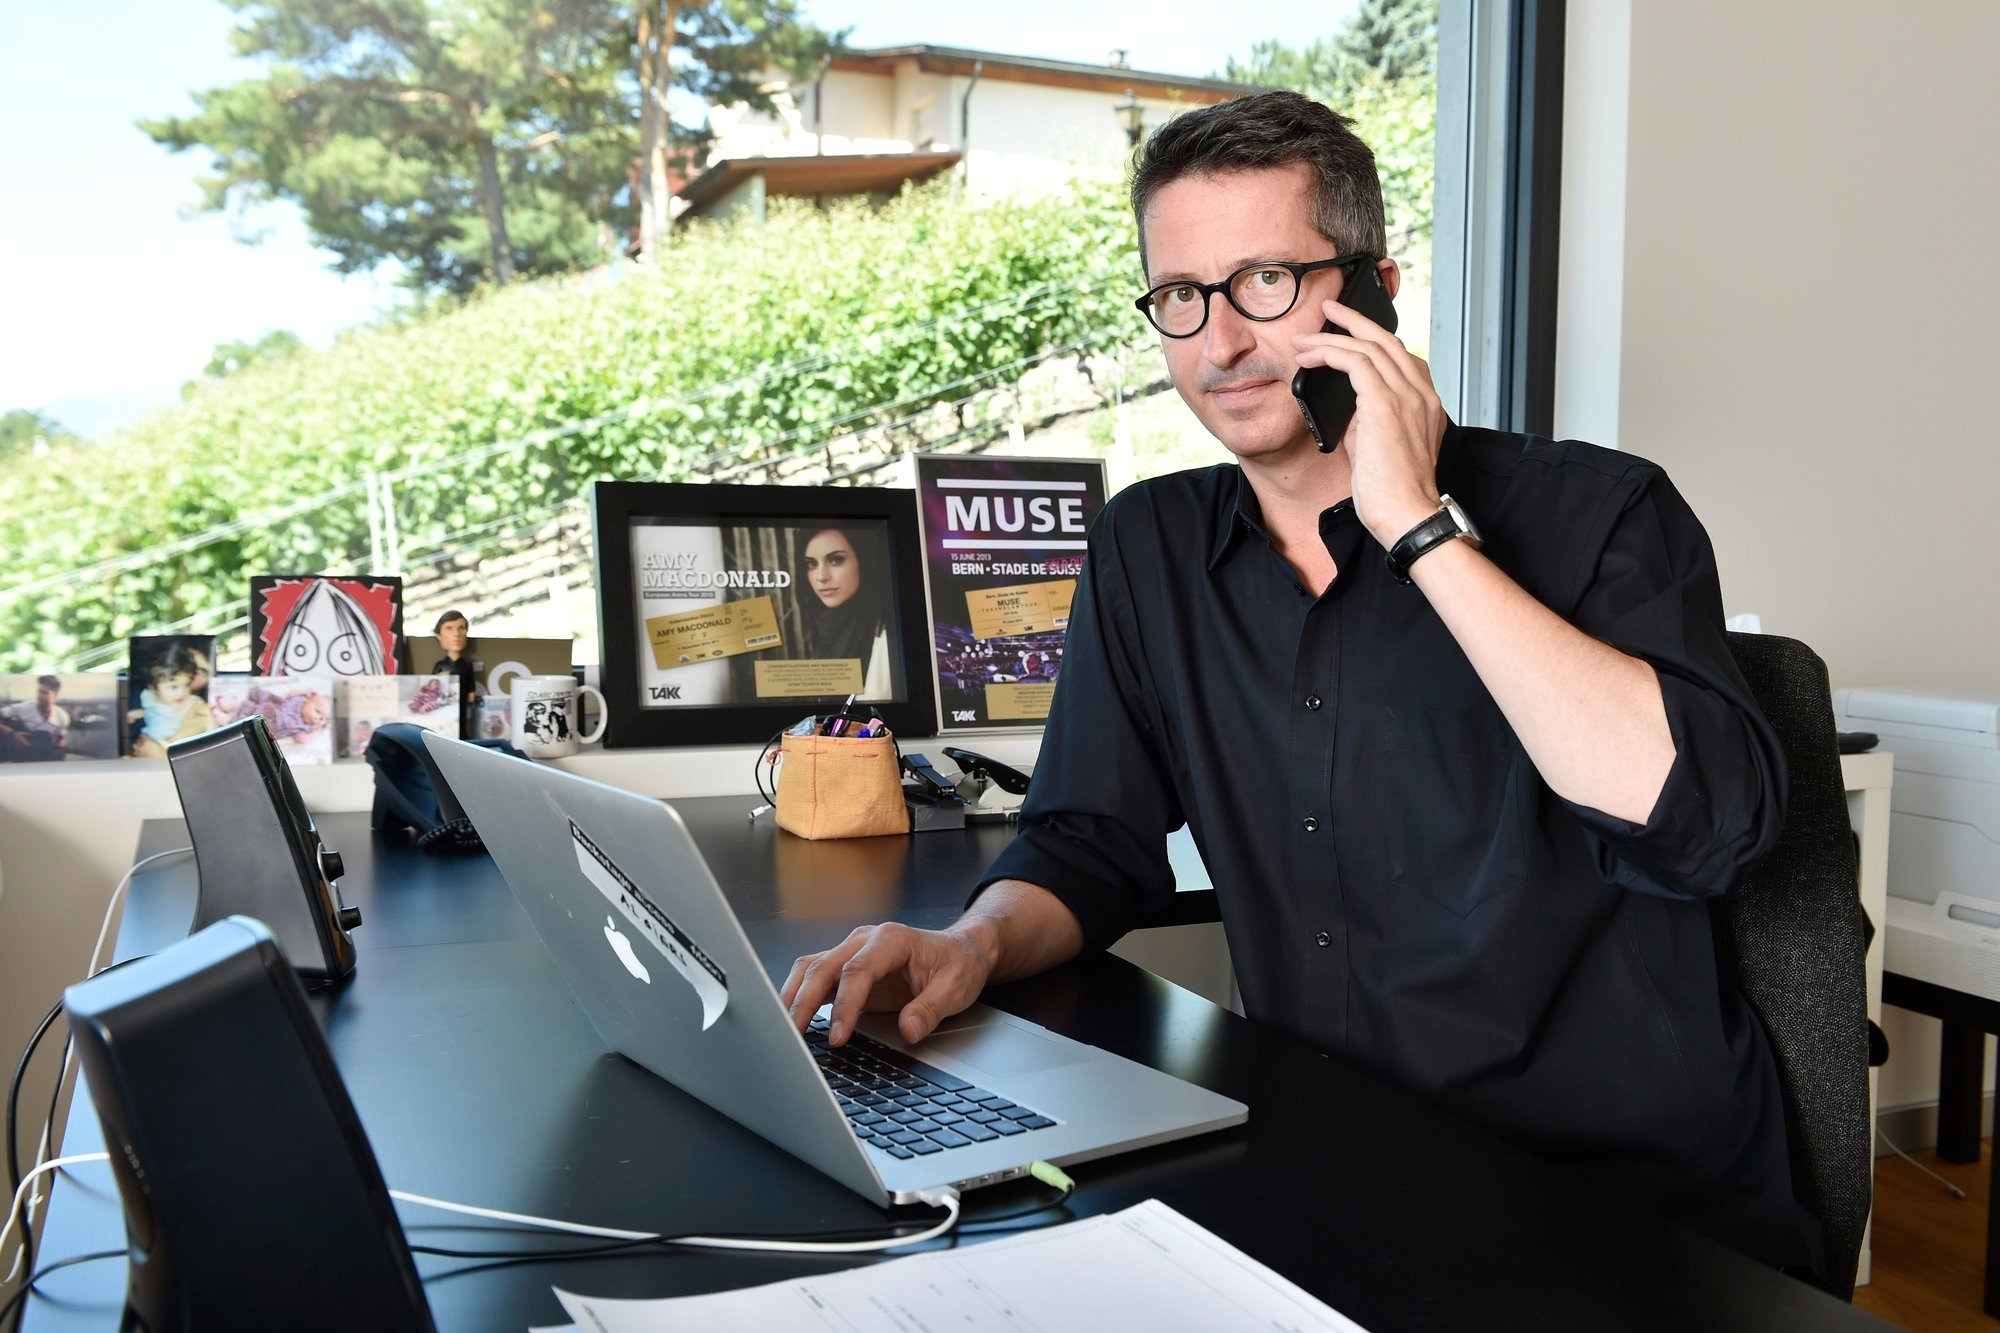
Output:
[{"xmin": 604, "ymin": 917, "xmax": 652, "ymax": 984}]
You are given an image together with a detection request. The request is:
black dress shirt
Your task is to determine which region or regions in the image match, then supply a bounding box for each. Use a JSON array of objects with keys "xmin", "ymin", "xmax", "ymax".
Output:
[{"xmin": 980, "ymin": 424, "xmax": 1817, "ymax": 1271}]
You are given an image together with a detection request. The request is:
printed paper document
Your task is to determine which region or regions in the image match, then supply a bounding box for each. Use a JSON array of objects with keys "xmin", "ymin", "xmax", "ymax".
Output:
[{"xmin": 550, "ymin": 1197, "xmax": 1369, "ymax": 1332}]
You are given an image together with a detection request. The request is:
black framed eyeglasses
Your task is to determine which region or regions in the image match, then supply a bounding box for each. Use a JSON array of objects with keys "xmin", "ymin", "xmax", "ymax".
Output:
[{"xmin": 1134, "ymin": 253, "xmax": 1374, "ymax": 338}]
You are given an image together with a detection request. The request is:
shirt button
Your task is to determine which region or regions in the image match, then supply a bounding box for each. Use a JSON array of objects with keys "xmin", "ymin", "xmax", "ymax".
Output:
[
  {"xmin": 1315, "ymin": 931, "xmax": 1331, "ymax": 947},
  {"xmin": 1304, "ymin": 694, "xmax": 1322, "ymax": 711},
  {"xmin": 1302, "ymin": 816, "xmax": 1320, "ymax": 833}
]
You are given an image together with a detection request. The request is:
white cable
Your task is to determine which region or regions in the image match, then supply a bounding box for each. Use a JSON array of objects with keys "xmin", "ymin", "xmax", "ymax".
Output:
[
  {"xmin": 88, "ymin": 846, "xmax": 192, "ymax": 978},
  {"xmin": 390, "ymin": 1190, "xmax": 654, "ymax": 1241},
  {"xmin": 2, "ymin": 1153, "xmax": 109, "ymax": 1281},
  {"xmin": 1875, "ymin": 1125, "xmax": 1971, "ymax": 1199},
  {"xmin": 390, "ymin": 1185, "xmax": 961, "ymax": 1255}
]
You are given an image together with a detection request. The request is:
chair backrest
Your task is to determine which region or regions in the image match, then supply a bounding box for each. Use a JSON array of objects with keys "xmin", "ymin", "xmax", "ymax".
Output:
[{"xmin": 1714, "ymin": 631, "xmax": 1871, "ymax": 1297}]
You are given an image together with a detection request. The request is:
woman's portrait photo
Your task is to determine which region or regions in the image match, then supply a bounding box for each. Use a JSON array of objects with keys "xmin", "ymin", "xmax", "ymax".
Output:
[{"xmin": 799, "ymin": 525, "xmax": 894, "ymax": 701}]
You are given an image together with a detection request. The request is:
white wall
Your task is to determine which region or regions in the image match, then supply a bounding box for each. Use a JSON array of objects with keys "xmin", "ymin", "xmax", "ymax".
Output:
[
  {"xmin": 892, "ymin": 63, "xmax": 952, "ymax": 148},
  {"xmin": 819, "ymin": 68, "xmax": 898, "ymax": 147},
  {"xmin": 706, "ymin": 70, "xmax": 904, "ymax": 161},
  {"xmin": 1560, "ymin": 0, "xmax": 2000, "ymax": 1119}
]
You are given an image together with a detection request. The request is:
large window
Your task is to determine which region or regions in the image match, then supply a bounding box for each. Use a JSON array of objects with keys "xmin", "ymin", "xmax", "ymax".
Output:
[
  {"xmin": 1433, "ymin": 0, "xmax": 1564, "ymax": 434},
  {"xmin": 3, "ymin": 2, "xmax": 1581, "ymax": 677}
]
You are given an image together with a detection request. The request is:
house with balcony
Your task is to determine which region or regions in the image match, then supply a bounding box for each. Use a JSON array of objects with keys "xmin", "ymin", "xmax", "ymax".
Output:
[{"xmin": 676, "ymin": 45, "xmax": 1263, "ymax": 223}]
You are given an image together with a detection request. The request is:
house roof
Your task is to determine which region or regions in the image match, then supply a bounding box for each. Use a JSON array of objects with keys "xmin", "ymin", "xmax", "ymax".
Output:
[
  {"xmin": 676, "ymin": 150, "xmax": 964, "ymax": 219},
  {"xmin": 829, "ymin": 44, "xmax": 1266, "ymax": 104}
]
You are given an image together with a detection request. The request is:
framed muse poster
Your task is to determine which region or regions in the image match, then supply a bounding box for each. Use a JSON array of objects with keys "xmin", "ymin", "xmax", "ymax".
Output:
[
  {"xmin": 591, "ymin": 482, "xmax": 937, "ymax": 747},
  {"xmin": 914, "ymin": 454, "xmax": 1108, "ymax": 732}
]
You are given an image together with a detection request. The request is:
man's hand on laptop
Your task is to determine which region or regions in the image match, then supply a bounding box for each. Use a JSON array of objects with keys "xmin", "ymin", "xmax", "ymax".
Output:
[
  {"xmin": 780, "ymin": 880, "xmax": 1086, "ymax": 1047},
  {"xmin": 781, "ymin": 920, "xmax": 997, "ymax": 1047}
]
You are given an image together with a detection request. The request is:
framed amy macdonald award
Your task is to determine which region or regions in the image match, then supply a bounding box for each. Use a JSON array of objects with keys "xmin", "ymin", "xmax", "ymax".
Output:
[
  {"xmin": 914, "ymin": 454, "xmax": 1108, "ymax": 732},
  {"xmin": 592, "ymin": 481, "xmax": 938, "ymax": 747}
]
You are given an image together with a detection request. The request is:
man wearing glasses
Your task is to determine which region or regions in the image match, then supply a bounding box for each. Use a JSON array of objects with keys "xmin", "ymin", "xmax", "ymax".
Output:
[{"xmin": 784, "ymin": 91, "xmax": 1815, "ymax": 1275}]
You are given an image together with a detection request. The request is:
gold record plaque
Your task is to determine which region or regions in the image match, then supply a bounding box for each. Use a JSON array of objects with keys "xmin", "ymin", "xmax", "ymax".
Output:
[{"xmin": 596, "ymin": 482, "xmax": 936, "ymax": 748}]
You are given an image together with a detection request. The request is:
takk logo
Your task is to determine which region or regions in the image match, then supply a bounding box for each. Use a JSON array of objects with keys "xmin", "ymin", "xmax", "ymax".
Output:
[
  {"xmin": 952, "ymin": 710, "xmax": 978, "ymax": 722},
  {"xmin": 603, "ymin": 916, "xmax": 651, "ymax": 983}
]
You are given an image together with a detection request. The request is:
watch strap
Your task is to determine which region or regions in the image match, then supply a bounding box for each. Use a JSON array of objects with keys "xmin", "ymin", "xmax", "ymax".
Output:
[{"xmin": 1385, "ymin": 498, "xmax": 1475, "ymax": 583}]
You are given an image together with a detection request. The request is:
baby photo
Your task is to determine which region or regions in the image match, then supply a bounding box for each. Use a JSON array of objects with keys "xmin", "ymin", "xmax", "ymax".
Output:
[
  {"xmin": 208, "ymin": 674, "xmax": 335, "ymax": 765},
  {"xmin": 334, "ymin": 674, "xmax": 462, "ymax": 758},
  {"xmin": 126, "ymin": 635, "xmax": 217, "ymax": 758}
]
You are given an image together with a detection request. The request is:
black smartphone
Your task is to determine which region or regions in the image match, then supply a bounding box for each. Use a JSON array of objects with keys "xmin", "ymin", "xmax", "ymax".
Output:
[{"xmin": 1290, "ymin": 262, "xmax": 1400, "ymax": 453}]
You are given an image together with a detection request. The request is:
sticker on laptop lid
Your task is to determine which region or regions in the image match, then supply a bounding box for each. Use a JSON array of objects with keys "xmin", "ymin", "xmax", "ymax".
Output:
[{"xmin": 569, "ymin": 817, "xmax": 728, "ymax": 1029}]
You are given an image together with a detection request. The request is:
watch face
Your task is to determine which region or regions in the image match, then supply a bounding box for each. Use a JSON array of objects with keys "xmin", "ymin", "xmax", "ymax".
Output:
[{"xmin": 1439, "ymin": 494, "xmax": 1481, "ymax": 545}]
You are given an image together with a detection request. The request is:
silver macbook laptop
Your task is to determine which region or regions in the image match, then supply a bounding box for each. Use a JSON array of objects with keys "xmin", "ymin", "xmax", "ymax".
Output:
[{"xmin": 422, "ymin": 734, "xmax": 1247, "ymax": 1206}]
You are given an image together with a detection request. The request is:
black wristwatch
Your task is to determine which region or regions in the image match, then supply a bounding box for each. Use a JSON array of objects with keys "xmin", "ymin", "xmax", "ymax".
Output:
[{"xmin": 1385, "ymin": 494, "xmax": 1481, "ymax": 583}]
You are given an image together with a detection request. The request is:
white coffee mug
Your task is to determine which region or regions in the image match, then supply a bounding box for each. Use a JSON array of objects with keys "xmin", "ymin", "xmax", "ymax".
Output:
[{"xmin": 494, "ymin": 671, "xmax": 605, "ymax": 759}]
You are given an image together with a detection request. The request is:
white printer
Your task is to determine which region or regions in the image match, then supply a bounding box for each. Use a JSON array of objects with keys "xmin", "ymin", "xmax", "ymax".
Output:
[{"xmin": 1833, "ymin": 688, "xmax": 2000, "ymax": 1003}]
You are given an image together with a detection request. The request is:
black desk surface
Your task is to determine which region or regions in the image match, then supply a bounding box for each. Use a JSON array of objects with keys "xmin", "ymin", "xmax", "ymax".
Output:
[{"xmin": 26, "ymin": 800, "xmax": 1888, "ymax": 1331}]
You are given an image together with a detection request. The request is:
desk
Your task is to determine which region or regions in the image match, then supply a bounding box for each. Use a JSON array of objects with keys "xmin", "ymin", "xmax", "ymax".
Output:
[
  {"xmin": 1881, "ymin": 970, "xmax": 2000, "ymax": 1315},
  {"xmin": 25, "ymin": 805, "xmax": 1886, "ymax": 1331}
]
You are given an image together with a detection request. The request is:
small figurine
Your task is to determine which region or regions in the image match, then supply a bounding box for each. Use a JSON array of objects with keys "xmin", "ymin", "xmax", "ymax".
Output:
[{"xmin": 430, "ymin": 609, "xmax": 480, "ymax": 735}]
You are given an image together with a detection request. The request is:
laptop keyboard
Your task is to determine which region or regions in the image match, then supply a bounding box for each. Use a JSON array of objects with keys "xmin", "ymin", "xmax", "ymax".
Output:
[{"xmin": 806, "ymin": 1015, "xmax": 1056, "ymax": 1159}]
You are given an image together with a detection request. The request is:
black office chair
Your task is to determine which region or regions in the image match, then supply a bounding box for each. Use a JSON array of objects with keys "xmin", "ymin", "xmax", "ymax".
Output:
[{"xmin": 1711, "ymin": 632, "xmax": 1872, "ymax": 1298}]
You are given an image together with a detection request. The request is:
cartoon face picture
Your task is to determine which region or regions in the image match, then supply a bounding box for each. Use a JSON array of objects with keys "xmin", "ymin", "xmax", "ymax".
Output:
[
  {"xmin": 270, "ymin": 581, "xmax": 385, "ymax": 676},
  {"xmin": 251, "ymin": 576, "xmax": 404, "ymax": 678}
]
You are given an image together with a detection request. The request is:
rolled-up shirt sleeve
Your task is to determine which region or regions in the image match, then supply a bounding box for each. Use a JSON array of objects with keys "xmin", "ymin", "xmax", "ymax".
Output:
[
  {"xmin": 1559, "ymin": 469, "xmax": 1788, "ymax": 900},
  {"xmin": 972, "ymin": 497, "xmax": 1185, "ymax": 950}
]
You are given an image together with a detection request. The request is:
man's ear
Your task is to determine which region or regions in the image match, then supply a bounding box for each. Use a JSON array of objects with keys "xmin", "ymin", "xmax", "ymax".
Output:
[{"xmin": 1378, "ymin": 258, "xmax": 1403, "ymax": 302}]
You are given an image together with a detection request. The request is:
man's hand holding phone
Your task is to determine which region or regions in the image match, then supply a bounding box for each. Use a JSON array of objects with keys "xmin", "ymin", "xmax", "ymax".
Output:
[
  {"xmin": 1291, "ymin": 290, "xmax": 1449, "ymax": 550},
  {"xmin": 1289, "ymin": 259, "xmax": 1400, "ymax": 451}
]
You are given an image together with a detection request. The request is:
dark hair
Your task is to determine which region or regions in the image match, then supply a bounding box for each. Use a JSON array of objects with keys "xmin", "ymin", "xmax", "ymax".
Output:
[
  {"xmin": 433, "ymin": 609, "xmax": 468, "ymax": 634},
  {"xmin": 37, "ymin": 674, "xmax": 60, "ymax": 691},
  {"xmin": 149, "ymin": 644, "xmax": 203, "ymax": 684},
  {"xmin": 1129, "ymin": 90, "xmax": 1387, "ymax": 275},
  {"xmin": 801, "ymin": 526, "xmax": 889, "ymax": 664}
]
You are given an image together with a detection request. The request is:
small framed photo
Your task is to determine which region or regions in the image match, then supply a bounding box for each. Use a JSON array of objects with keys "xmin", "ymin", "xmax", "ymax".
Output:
[
  {"xmin": 591, "ymin": 481, "xmax": 938, "ymax": 747},
  {"xmin": 0, "ymin": 672, "xmax": 120, "ymax": 762},
  {"xmin": 127, "ymin": 635, "xmax": 218, "ymax": 757}
]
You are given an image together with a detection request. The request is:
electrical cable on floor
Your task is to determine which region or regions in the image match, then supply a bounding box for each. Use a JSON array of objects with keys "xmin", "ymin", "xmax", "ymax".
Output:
[{"xmin": 1875, "ymin": 1125, "xmax": 1970, "ymax": 1199}]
